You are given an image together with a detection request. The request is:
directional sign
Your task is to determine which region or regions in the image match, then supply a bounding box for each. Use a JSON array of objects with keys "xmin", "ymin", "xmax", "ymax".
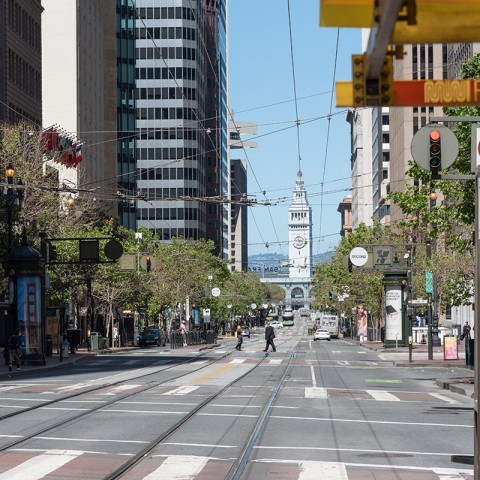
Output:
[{"xmin": 337, "ymin": 79, "xmax": 480, "ymax": 108}]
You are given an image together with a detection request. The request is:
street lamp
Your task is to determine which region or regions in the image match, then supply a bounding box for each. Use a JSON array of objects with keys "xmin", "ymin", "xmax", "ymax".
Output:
[{"xmin": 5, "ymin": 162, "xmax": 24, "ymax": 253}]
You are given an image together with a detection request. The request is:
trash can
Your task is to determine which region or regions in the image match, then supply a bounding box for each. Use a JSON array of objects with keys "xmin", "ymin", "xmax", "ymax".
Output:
[
  {"xmin": 46, "ymin": 335, "xmax": 53, "ymax": 357},
  {"xmin": 206, "ymin": 330, "xmax": 215, "ymax": 344},
  {"xmin": 98, "ymin": 337, "xmax": 106, "ymax": 349},
  {"xmin": 90, "ymin": 332, "xmax": 101, "ymax": 350}
]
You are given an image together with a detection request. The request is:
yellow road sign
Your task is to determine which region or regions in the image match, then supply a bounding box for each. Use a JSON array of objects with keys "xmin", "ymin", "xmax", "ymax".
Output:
[
  {"xmin": 337, "ymin": 79, "xmax": 480, "ymax": 107},
  {"xmin": 320, "ymin": 0, "xmax": 480, "ymax": 43}
]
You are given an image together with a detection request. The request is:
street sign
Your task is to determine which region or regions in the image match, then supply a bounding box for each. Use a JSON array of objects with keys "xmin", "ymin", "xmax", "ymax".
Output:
[
  {"xmin": 411, "ymin": 125, "xmax": 459, "ymax": 171},
  {"xmin": 250, "ymin": 303, "xmax": 257, "ymax": 310},
  {"xmin": 320, "ymin": 0, "xmax": 480, "ymax": 43},
  {"xmin": 349, "ymin": 247, "xmax": 368, "ymax": 267},
  {"xmin": 373, "ymin": 246, "xmax": 392, "ymax": 267},
  {"xmin": 425, "ymin": 271, "xmax": 433, "ymax": 294},
  {"xmin": 211, "ymin": 287, "xmax": 221, "ymax": 297},
  {"xmin": 337, "ymin": 79, "xmax": 480, "ymax": 108}
]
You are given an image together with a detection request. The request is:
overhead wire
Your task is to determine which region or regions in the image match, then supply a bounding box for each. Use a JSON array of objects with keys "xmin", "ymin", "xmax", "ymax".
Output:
[{"xmin": 316, "ymin": 28, "xmax": 340, "ymax": 256}]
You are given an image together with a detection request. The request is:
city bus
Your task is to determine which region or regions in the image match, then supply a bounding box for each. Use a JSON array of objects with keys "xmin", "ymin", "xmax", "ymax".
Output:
[{"xmin": 319, "ymin": 314, "xmax": 340, "ymax": 338}]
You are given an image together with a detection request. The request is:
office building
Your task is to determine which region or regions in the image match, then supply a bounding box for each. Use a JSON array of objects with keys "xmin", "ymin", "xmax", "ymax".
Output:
[
  {"xmin": 42, "ymin": 0, "xmax": 118, "ymax": 216},
  {"xmin": 1, "ymin": 0, "xmax": 43, "ymax": 125},
  {"xmin": 135, "ymin": 0, "xmax": 228, "ymax": 253}
]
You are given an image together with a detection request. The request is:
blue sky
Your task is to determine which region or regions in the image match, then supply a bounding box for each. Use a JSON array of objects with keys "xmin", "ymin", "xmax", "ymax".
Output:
[{"xmin": 228, "ymin": 1, "xmax": 361, "ymax": 257}]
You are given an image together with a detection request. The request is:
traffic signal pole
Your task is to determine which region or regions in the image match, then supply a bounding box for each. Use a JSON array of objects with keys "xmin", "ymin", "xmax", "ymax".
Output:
[{"xmin": 427, "ymin": 117, "xmax": 480, "ymax": 474}]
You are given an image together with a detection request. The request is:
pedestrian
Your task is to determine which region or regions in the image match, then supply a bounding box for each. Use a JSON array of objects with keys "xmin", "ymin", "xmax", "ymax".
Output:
[
  {"xmin": 7, "ymin": 330, "xmax": 21, "ymax": 372},
  {"xmin": 263, "ymin": 322, "xmax": 276, "ymax": 352},
  {"xmin": 461, "ymin": 321, "xmax": 471, "ymax": 341},
  {"xmin": 236, "ymin": 324, "xmax": 243, "ymax": 351},
  {"xmin": 179, "ymin": 321, "xmax": 188, "ymax": 347}
]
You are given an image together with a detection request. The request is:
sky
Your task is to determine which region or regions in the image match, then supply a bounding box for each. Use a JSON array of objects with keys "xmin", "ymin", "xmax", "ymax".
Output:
[{"xmin": 228, "ymin": 1, "xmax": 361, "ymax": 257}]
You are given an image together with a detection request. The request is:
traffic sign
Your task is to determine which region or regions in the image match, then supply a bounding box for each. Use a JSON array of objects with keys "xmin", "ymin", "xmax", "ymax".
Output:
[
  {"xmin": 211, "ymin": 287, "xmax": 221, "ymax": 297},
  {"xmin": 471, "ymin": 124, "xmax": 480, "ymax": 172},
  {"xmin": 336, "ymin": 79, "xmax": 480, "ymax": 108},
  {"xmin": 373, "ymin": 246, "xmax": 392, "ymax": 266},
  {"xmin": 411, "ymin": 125, "xmax": 458, "ymax": 172},
  {"xmin": 349, "ymin": 247, "xmax": 369, "ymax": 267}
]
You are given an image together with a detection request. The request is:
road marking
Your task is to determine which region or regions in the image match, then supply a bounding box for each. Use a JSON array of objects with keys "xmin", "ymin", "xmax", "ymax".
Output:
[
  {"xmin": 365, "ymin": 378, "xmax": 403, "ymax": 384},
  {"xmin": 0, "ymin": 449, "xmax": 84, "ymax": 480},
  {"xmin": 429, "ymin": 392, "xmax": 461, "ymax": 404},
  {"xmin": 144, "ymin": 455, "xmax": 209, "ymax": 479},
  {"xmin": 268, "ymin": 359, "xmax": 282, "ymax": 365},
  {"xmin": 365, "ymin": 390, "xmax": 400, "ymax": 401},
  {"xmin": 299, "ymin": 460, "xmax": 348, "ymax": 480},
  {"xmin": 310, "ymin": 365, "xmax": 316, "ymax": 387},
  {"xmin": 305, "ymin": 387, "xmax": 328, "ymax": 399},
  {"xmin": 109, "ymin": 384, "xmax": 142, "ymax": 393},
  {"xmin": 162, "ymin": 385, "xmax": 199, "ymax": 396},
  {"xmin": 229, "ymin": 359, "xmax": 246, "ymax": 364}
]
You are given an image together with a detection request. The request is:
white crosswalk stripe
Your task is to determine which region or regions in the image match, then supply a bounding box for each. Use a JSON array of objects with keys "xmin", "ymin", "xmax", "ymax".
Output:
[
  {"xmin": 0, "ymin": 451, "xmax": 472, "ymax": 479},
  {"xmin": 0, "ymin": 449, "xmax": 84, "ymax": 480},
  {"xmin": 162, "ymin": 385, "xmax": 199, "ymax": 395},
  {"xmin": 144, "ymin": 455, "xmax": 209, "ymax": 479}
]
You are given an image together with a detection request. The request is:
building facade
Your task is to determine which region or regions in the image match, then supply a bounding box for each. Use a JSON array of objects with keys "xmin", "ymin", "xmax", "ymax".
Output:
[
  {"xmin": 135, "ymin": 0, "xmax": 228, "ymax": 253},
  {"xmin": 116, "ymin": 0, "xmax": 137, "ymax": 230},
  {"xmin": 228, "ymin": 118, "xmax": 257, "ymax": 271},
  {"xmin": 261, "ymin": 171, "xmax": 313, "ymax": 309},
  {"xmin": 1, "ymin": 0, "xmax": 43, "ymax": 125},
  {"xmin": 42, "ymin": 0, "xmax": 118, "ymax": 216}
]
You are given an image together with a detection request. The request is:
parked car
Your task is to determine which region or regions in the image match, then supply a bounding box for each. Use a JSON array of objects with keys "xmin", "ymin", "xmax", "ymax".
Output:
[
  {"xmin": 242, "ymin": 326, "xmax": 251, "ymax": 338},
  {"xmin": 139, "ymin": 328, "xmax": 166, "ymax": 347},
  {"xmin": 270, "ymin": 320, "xmax": 284, "ymax": 329},
  {"xmin": 314, "ymin": 328, "xmax": 331, "ymax": 341}
]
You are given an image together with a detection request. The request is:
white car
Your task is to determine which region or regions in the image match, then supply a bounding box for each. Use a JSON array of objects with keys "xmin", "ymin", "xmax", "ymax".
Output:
[
  {"xmin": 270, "ymin": 320, "xmax": 284, "ymax": 329},
  {"xmin": 314, "ymin": 329, "xmax": 331, "ymax": 341}
]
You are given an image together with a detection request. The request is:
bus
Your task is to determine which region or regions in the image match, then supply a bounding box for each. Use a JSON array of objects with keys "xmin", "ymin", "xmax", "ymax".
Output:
[
  {"xmin": 319, "ymin": 314, "xmax": 339, "ymax": 338},
  {"xmin": 282, "ymin": 310, "xmax": 294, "ymax": 326}
]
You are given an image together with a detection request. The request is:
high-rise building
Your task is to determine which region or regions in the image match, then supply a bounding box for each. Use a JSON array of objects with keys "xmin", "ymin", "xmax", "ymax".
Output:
[
  {"xmin": 116, "ymin": 0, "xmax": 137, "ymax": 230},
  {"xmin": 228, "ymin": 118, "xmax": 257, "ymax": 271},
  {"xmin": 205, "ymin": 0, "xmax": 229, "ymax": 257},
  {"xmin": 42, "ymin": 0, "xmax": 118, "ymax": 216},
  {"xmin": 1, "ymin": 0, "xmax": 43, "ymax": 125},
  {"xmin": 135, "ymin": 0, "xmax": 228, "ymax": 252}
]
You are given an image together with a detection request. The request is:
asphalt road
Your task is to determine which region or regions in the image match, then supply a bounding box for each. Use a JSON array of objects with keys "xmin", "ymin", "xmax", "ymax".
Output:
[{"xmin": 0, "ymin": 322, "xmax": 474, "ymax": 479}]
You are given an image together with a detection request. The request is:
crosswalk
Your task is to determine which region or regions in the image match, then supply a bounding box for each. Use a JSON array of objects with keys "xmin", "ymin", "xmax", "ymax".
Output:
[{"xmin": 0, "ymin": 451, "xmax": 473, "ymax": 479}]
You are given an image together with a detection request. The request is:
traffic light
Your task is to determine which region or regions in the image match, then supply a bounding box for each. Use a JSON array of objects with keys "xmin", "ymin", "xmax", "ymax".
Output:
[
  {"xmin": 146, "ymin": 255, "xmax": 151, "ymax": 272},
  {"xmin": 47, "ymin": 242, "xmax": 57, "ymax": 263},
  {"xmin": 429, "ymin": 129, "xmax": 442, "ymax": 175},
  {"xmin": 328, "ymin": 292, "xmax": 333, "ymax": 301}
]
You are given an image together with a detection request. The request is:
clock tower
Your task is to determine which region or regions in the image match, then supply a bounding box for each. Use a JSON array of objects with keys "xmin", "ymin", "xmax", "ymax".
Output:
[{"xmin": 288, "ymin": 170, "xmax": 312, "ymax": 279}]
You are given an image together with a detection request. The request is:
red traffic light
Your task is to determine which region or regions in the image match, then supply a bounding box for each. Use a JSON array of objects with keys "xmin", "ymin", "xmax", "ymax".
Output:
[
  {"xmin": 429, "ymin": 129, "xmax": 441, "ymax": 142},
  {"xmin": 146, "ymin": 256, "xmax": 151, "ymax": 272}
]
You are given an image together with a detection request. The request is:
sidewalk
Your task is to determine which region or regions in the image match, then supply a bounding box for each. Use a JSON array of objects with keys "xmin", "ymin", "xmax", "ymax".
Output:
[
  {"xmin": 348, "ymin": 338, "xmax": 475, "ymax": 399},
  {"xmin": 0, "ymin": 340, "xmax": 221, "ymax": 380}
]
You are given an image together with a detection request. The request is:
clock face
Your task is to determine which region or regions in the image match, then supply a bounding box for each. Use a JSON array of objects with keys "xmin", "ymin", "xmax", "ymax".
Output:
[{"xmin": 293, "ymin": 235, "xmax": 306, "ymax": 249}]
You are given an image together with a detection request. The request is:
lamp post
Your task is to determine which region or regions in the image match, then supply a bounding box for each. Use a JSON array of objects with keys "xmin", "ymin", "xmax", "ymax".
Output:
[{"xmin": 5, "ymin": 162, "xmax": 24, "ymax": 253}]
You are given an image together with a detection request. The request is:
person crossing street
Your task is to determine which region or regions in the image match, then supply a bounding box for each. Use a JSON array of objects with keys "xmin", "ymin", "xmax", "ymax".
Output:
[{"xmin": 263, "ymin": 322, "xmax": 276, "ymax": 352}]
